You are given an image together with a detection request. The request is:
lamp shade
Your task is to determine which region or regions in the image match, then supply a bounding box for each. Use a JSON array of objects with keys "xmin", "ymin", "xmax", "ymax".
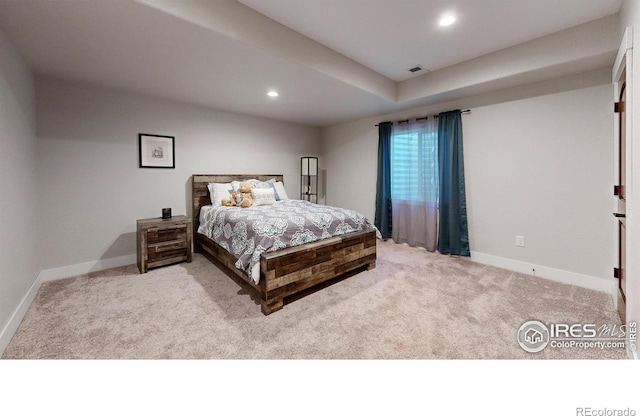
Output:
[
  {"xmin": 300, "ymin": 156, "xmax": 319, "ymax": 203},
  {"xmin": 301, "ymin": 157, "xmax": 318, "ymax": 176}
]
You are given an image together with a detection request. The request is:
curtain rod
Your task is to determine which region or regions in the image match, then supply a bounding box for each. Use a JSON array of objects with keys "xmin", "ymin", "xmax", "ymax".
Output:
[{"xmin": 375, "ymin": 109, "xmax": 471, "ymax": 127}]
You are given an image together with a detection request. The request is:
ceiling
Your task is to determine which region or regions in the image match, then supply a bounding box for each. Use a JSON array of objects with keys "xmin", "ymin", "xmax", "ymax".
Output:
[
  {"xmin": 0, "ymin": 0, "xmax": 623, "ymax": 127},
  {"xmin": 239, "ymin": 0, "xmax": 621, "ymax": 82}
]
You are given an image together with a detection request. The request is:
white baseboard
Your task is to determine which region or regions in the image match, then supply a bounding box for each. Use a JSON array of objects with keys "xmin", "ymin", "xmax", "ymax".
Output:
[
  {"xmin": 470, "ymin": 251, "xmax": 616, "ymax": 296},
  {"xmin": 0, "ymin": 273, "xmax": 42, "ymax": 355},
  {"xmin": 38, "ymin": 254, "xmax": 137, "ymax": 282},
  {"xmin": 0, "ymin": 254, "xmax": 136, "ymax": 356}
]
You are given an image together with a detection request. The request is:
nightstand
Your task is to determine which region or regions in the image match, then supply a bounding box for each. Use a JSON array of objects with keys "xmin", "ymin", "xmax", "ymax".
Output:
[{"xmin": 137, "ymin": 215, "xmax": 192, "ymax": 273}]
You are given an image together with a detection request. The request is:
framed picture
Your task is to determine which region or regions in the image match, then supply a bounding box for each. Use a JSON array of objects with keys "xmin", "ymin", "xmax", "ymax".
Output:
[{"xmin": 139, "ymin": 133, "xmax": 175, "ymax": 168}]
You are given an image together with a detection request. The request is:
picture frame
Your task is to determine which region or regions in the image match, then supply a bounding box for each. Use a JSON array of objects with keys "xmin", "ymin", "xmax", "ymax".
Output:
[{"xmin": 139, "ymin": 133, "xmax": 175, "ymax": 169}]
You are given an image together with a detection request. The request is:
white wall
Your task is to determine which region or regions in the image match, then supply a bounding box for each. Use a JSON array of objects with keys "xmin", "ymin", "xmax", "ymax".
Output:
[
  {"xmin": 0, "ymin": 28, "xmax": 39, "ymax": 345},
  {"xmin": 322, "ymin": 75, "xmax": 614, "ymax": 288},
  {"xmin": 36, "ymin": 78, "xmax": 321, "ymax": 271},
  {"xmin": 463, "ymin": 85, "xmax": 613, "ymax": 280}
]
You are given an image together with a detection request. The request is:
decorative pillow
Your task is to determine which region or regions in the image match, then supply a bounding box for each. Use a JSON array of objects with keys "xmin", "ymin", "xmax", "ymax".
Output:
[
  {"xmin": 268, "ymin": 183, "xmax": 281, "ymax": 201},
  {"xmin": 251, "ymin": 187, "xmax": 276, "ymax": 206},
  {"xmin": 273, "ymin": 181, "xmax": 288, "ymax": 200},
  {"xmin": 208, "ymin": 182, "xmax": 232, "ymax": 206},
  {"xmin": 231, "ymin": 179, "xmax": 274, "ymax": 191},
  {"xmin": 248, "ymin": 179, "xmax": 272, "ymax": 189}
]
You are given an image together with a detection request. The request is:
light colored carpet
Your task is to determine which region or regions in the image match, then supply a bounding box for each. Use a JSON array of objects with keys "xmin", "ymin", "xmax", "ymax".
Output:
[{"xmin": 2, "ymin": 240, "xmax": 626, "ymax": 359}]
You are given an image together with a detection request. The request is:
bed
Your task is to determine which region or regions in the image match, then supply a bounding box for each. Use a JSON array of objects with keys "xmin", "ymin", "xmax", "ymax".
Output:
[{"xmin": 192, "ymin": 174, "xmax": 377, "ymax": 315}]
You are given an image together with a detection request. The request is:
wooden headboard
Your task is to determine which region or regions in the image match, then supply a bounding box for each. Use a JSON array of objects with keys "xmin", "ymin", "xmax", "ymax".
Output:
[{"xmin": 191, "ymin": 174, "xmax": 284, "ymax": 251}]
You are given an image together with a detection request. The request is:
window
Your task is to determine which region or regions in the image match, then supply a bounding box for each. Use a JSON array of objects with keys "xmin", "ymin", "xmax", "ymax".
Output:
[{"xmin": 390, "ymin": 120, "xmax": 438, "ymax": 204}]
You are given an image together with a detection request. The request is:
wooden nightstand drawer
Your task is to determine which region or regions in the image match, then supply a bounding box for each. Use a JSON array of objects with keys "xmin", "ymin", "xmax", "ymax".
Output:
[
  {"xmin": 137, "ymin": 215, "xmax": 192, "ymax": 273},
  {"xmin": 148, "ymin": 239, "xmax": 187, "ymax": 261},
  {"xmin": 147, "ymin": 224, "xmax": 187, "ymax": 244}
]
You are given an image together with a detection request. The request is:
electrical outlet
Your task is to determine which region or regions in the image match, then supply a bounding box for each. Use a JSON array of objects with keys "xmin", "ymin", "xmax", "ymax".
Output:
[{"xmin": 515, "ymin": 235, "xmax": 525, "ymax": 247}]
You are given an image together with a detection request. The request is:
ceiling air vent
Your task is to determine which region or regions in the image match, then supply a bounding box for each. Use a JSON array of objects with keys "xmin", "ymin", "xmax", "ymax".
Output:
[{"xmin": 408, "ymin": 65, "xmax": 424, "ymax": 73}]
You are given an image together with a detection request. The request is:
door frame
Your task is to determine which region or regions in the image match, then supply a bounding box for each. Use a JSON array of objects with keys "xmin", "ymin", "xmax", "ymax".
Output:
[{"xmin": 612, "ymin": 26, "xmax": 635, "ymax": 359}]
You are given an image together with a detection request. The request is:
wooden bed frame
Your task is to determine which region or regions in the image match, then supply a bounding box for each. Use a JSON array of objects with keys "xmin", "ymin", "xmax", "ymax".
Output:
[{"xmin": 192, "ymin": 174, "xmax": 377, "ymax": 315}]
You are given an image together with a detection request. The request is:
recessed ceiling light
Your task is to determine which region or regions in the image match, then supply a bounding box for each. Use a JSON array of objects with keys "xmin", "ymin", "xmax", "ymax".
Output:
[
  {"xmin": 439, "ymin": 15, "xmax": 456, "ymax": 27},
  {"xmin": 267, "ymin": 91, "xmax": 279, "ymax": 97}
]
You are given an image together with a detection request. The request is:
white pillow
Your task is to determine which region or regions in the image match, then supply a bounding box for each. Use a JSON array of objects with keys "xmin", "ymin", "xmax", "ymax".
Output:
[
  {"xmin": 249, "ymin": 179, "xmax": 272, "ymax": 189},
  {"xmin": 231, "ymin": 179, "xmax": 273, "ymax": 191},
  {"xmin": 251, "ymin": 187, "xmax": 276, "ymax": 206},
  {"xmin": 274, "ymin": 181, "xmax": 288, "ymax": 200},
  {"xmin": 208, "ymin": 182, "xmax": 232, "ymax": 206}
]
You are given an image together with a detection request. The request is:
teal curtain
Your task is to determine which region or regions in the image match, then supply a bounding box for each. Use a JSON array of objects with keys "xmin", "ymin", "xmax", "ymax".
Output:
[
  {"xmin": 437, "ymin": 110, "xmax": 470, "ymax": 256},
  {"xmin": 375, "ymin": 122, "xmax": 393, "ymax": 238}
]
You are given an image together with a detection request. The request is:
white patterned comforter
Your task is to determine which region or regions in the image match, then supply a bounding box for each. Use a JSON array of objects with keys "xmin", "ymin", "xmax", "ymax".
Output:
[{"xmin": 197, "ymin": 200, "xmax": 376, "ymax": 283}]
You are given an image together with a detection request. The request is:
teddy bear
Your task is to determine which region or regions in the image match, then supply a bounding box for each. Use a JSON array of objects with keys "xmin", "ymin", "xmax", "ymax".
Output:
[
  {"xmin": 220, "ymin": 191, "xmax": 240, "ymax": 207},
  {"xmin": 220, "ymin": 197, "xmax": 235, "ymax": 207},
  {"xmin": 237, "ymin": 182, "xmax": 254, "ymax": 208},
  {"xmin": 240, "ymin": 193, "xmax": 253, "ymax": 208},
  {"xmin": 220, "ymin": 182, "xmax": 254, "ymax": 208},
  {"xmin": 237, "ymin": 181, "xmax": 253, "ymax": 194}
]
